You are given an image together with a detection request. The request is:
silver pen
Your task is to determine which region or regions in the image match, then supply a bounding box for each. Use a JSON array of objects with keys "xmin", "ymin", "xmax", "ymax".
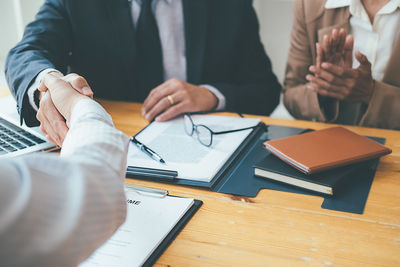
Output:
[{"xmin": 130, "ymin": 137, "xmax": 166, "ymax": 164}]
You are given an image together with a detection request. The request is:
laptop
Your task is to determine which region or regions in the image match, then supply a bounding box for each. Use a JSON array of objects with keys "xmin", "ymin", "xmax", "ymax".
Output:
[{"xmin": 0, "ymin": 114, "xmax": 57, "ymax": 157}]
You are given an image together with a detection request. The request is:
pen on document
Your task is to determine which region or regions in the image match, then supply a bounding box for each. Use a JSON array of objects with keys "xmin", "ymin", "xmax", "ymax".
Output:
[{"xmin": 130, "ymin": 137, "xmax": 166, "ymax": 164}]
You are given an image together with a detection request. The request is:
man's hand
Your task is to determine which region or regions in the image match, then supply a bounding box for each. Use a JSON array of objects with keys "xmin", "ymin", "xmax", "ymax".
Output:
[
  {"xmin": 36, "ymin": 73, "xmax": 93, "ymax": 146},
  {"xmin": 306, "ymin": 51, "xmax": 374, "ymax": 103},
  {"xmin": 141, "ymin": 78, "xmax": 218, "ymax": 122}
]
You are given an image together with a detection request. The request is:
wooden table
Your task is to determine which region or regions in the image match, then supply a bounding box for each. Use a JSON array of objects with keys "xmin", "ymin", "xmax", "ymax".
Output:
[
  {"xmin": 2, "ymin": 87, "xmax": 400, "ymax": 266},
  {"xmin": 97, "ymin": 99, "xmax": 400, "ymax": 267}
]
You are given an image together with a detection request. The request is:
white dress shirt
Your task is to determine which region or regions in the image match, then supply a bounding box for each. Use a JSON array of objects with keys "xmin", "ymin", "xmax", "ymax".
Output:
[
  {"xmin": 325, "ymin": 0, "xmax": 400, "ymax": 125},
  {"xmin": 0, "ymin": 99, "xmax": 130, "ymax": 267},
  {"xmin": 325, "ymin": 0, "xmax": 400, "ymax": 80},
  {"xmin": 28, "ymin": 0, "xmax": 226, "ymax": 112}
]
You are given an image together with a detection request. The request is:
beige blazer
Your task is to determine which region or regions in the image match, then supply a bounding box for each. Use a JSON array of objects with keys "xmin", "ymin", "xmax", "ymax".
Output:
[{"xmin": 283, "ymin": 0, "xmax": 400, "ymax": 130}]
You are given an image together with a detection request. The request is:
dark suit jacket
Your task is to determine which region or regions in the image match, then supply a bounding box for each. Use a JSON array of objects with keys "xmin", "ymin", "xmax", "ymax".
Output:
[{"xmin": 6, "ymin": 0, "xmax": 281, "ymax": 126}]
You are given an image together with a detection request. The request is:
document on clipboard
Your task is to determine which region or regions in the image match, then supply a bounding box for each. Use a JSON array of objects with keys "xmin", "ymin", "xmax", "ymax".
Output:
[
  {"xmin": 126, "ymin": 115, "xmax": 260, "ymax": 182},
  {"xmin": 79, "ymin": 185, "xmax": 202, "ymax": 267}
]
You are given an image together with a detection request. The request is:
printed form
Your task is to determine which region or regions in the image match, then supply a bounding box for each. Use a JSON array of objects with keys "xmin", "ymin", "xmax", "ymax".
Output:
[
  {"xmin": 127, "ymin": 115, "xmax": 260, "ymax": 182},
  {"xmin": 80, "ymin": 186, "xmax": 195, "ymax": 267}
]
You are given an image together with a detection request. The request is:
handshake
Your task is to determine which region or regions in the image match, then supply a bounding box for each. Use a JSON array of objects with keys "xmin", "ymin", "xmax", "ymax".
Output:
[
  {"xmin": 36, "ymin": 72, "xmax": 219, "ymax": 147},
  {"xmin": 36, "ymin": 72, "xmax": 94, "ymax": 146}
]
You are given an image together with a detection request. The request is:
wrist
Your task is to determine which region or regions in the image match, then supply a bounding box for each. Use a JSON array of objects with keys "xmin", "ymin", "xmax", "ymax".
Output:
[
  {"xmin": 364, "ymin": 79, "xmax": 375, "ymax": 104},
  {"xmin": 61, "ymin": 95, "xmax": 88, "ymax": 122},
  {"xmin": 48, "ymin": 71, "xmax": 63, "ymax": 78},
  {"xmin": 201, "ymin": 86, "xmax": 218, "ymax": 111}
]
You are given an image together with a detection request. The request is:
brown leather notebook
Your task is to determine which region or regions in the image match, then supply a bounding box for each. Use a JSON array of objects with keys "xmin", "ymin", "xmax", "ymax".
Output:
[{"xmin": 263, "ymin": 127, "xmax": 392, "ymax": 174}]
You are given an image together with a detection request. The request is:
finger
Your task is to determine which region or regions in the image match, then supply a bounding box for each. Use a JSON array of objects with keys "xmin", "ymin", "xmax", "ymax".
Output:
[
  {"xmin": 142, "ymin": 82, "xmax": 167, "ymax": 112},
  {"xmin": 63, "ymin": 73, "xmax": 93, "ymax": 97},
  {"xmin": 331, "ymin": 29, "xmax": 339, "ymax": 53},
  {"xmin": 143, "ymin": 97, "xmax": 171, "ymax": 121},
  {"xmin": 355, "ymin": 50, "xmax": 371, "ymax": 68},
  {"xmin": 306, "ymin": 83, "xmax": 319, "ymax": 92},
  {"xmin": 38, "ymin": 93, "xmax": 69, "ymax": 146},
  {"xmin": 38, "ymin": 80, "xmax": 48, "ymax": 93},
  {"xmin": 142, "ymin": 85, "xmax": 174, "ymax": 116},
  {"xmin": 39, "ymin": 124, "xmax": 48, "ymax": 135},
  {"xmin": 306, "ymin": 74, "xmax": 344, "ymax": 94},
  {"xmin": 337, "ymin": 28, "xmax": 347, "ymax": 53},
  {"xmin": 144, "ymin": 92, "xmax": 181, "ymax": 121},
  {"xmin": 45, "ymin": 135, "xmax": 58, "ymax": 146},
  {"xmin": 42, "ymin": 74, "xmax": 69, "ymax": 95},
  {"xmin": 310, "ymin": 65, "xmax": 346, "ymax": 86},
  {"xmin": 43, "ymin": 114, "xmax": 67, "ymax": 146},
  {"xmin": 344, "ymin": 35, "xmax": 354, "ymax": 68},
  {"xmin": 155, "ymin": 102, "xmax": 187, "ymax": 122},
  {"xmin": 323, "ymin": 35, "xmax": 331, "ymax": 58},
  {"xmin": 142, "ymin": 80, "xmax": 180, "ymax": 114},
  {"xmin": 38, "ymin": 113, "xmax": 61, "ymax": 146},
  {"xmin": 38, "ymin": 72, "xmax": 63, "ymax": 92},
  {"xmin": 316, "ymin": 43, "xmax": 323, "ymax": 68},
  {"xmin": 53, "ymin": 120, "xmax": 68, "ymax": 145},
  {"xmin": 320, "ymin": 62, "xmax": 346, "ymax": 77}
]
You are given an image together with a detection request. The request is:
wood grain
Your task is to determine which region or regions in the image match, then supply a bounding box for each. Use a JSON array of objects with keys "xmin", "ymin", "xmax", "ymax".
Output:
[
  {"xmin": 1, "ymin": 87, "xmax": 398, "ymax": 266},
  {"xmin": 97, "ymin": 99, "xmax": 400, "ymax": 267}
]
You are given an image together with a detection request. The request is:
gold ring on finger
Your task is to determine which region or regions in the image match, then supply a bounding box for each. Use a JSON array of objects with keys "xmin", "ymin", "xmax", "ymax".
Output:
[{"xmin": 167, "ymin": 95, "xmax": 174, "ymax": 105}]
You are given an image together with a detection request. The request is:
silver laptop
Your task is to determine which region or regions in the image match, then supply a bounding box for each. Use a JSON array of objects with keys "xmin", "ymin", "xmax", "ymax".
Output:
[{"xmin": 0, "ymin": 115, "xmax": 57, "ymax": 157}]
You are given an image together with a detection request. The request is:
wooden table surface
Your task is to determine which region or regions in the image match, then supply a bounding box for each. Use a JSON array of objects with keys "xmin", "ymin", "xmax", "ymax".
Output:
[
  {"xmin": 96, "ymin": 99, "xmax": 400, "ymax": 267},
  {"xmin": 2, "ymin": 87, "xmax": 400, "ymax": 266}
]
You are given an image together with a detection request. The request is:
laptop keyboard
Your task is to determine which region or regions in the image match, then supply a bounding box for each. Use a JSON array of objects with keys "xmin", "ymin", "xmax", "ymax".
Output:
[{"xmin": 0, "ymin": 118, "xmax": 46, "ymax": 155}]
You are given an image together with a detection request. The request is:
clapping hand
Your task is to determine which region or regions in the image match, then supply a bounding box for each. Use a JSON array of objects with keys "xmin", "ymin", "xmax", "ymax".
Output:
[{"xmin": 306, "ymin": 29, "xmax": 374, "ymax": 103}]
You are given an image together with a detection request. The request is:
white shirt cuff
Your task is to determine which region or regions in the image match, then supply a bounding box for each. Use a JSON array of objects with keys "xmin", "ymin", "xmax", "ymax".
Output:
[
  {"xmin": 27, "ymin": 68, "xmax": 61, "ymax": 111},
  {"xmin": 201, "ymin": 84, "xmax": 226, "ymax": 110},
  {"xmin": 70, "ymin": 99, "xmax": 113, "ymax": 127}
]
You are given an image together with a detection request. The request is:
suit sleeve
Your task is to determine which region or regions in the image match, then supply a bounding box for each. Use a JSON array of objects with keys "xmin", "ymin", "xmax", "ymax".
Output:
[
  {"xmin": 5, "ymin": 0, "xmax": 72, "ymax": 126},
  {"xmin": 360, "ymin": 81, "xmax": 400, "ymax": 129},
  {"xmin": 283, "ymin": 0, "xmax": 333, "ymax": 122},
  {"xmin": 210, "ymin": 1, "xmax": 281, "ymax": 116},
  {"xmin": 0, "ymin": 100, "xmax": 129, "ymax": 267}
]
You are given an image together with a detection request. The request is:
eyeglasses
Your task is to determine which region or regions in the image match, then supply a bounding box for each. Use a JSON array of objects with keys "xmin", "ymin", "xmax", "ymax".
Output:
[{"xmin": 183, "ymin": 113, "xmax": 256, "ymax": 147}]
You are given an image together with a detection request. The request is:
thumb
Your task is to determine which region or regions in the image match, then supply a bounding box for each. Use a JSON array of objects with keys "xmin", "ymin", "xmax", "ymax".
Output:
[
  {"xmin": 356, "ymin": 51, "xmax": 371, "ymax": 69},
  {"xmin": 63, "ymin": 73, "xmax": 94, "ymax": 98},
  {"xmin": 40, "ymin": 73, "xmax": 65, "ymax": 94}
]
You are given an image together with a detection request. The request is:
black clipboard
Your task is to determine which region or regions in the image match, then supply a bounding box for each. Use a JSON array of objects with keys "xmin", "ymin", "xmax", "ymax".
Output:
[
  {"xmin": 143, "ymin": 198, "xmax": 202, "ymax": 267},
  {"xmin": 123, "ymin": 185, "xmax": 203, "ymax": 267}
]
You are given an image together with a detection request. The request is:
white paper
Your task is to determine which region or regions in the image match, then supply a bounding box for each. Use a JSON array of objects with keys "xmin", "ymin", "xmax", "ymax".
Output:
[
  {"xmin": 127, "ymin": 115, "xmax": 260, "ymax": 182},
  {"xmin": 80, "ymin": 186, "xmax": 194, "ymax": 267}
]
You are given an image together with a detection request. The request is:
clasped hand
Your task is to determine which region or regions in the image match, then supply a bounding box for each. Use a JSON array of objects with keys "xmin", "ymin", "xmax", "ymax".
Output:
[
  {"xmin": 37, "ymin": 75, "xmax": 217, "ymax": 146},
  {"xmin": 37, "ymin": 72, "xmax": 93, "ymax": 146},
  {"xmin": 306, "ymin": 29, "xmax": 374, "ymax": 103}
]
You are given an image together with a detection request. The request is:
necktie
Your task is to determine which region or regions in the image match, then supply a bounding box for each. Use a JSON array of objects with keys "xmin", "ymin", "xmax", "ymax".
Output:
[{"xmin": 135, "ymin": 0, "xmax": 164, "ymax": 100}]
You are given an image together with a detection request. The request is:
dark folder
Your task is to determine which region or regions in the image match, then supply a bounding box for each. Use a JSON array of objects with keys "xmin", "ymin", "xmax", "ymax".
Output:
[{"xmin": 127, "ymin": 123, "xmax": 385, "ymax": 214}]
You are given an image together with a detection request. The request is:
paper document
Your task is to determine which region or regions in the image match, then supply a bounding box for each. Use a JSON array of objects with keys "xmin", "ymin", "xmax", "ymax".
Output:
[
  {"xmin": 127, "ymin": 115, "xmax": 260, "ymax": 182},
  {"xmin": 79, "ymin": 186, "xmax": 195, "ymax": 267}
]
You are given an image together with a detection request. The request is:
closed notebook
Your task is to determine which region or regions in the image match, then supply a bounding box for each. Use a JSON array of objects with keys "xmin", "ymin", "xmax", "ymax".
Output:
[
  {"xmin": 263, "ymin": 127, "xmax": 391, "ymax": 174},
  {"xmin": 254, "ymin": 154, "xmax": 362, "ymax": 195}
]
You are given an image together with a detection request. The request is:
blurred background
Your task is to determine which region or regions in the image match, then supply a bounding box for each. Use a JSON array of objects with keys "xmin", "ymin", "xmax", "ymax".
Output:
[{"xmin": 0, "ymin": 0, "xmax": 294, "ymax": 119}]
